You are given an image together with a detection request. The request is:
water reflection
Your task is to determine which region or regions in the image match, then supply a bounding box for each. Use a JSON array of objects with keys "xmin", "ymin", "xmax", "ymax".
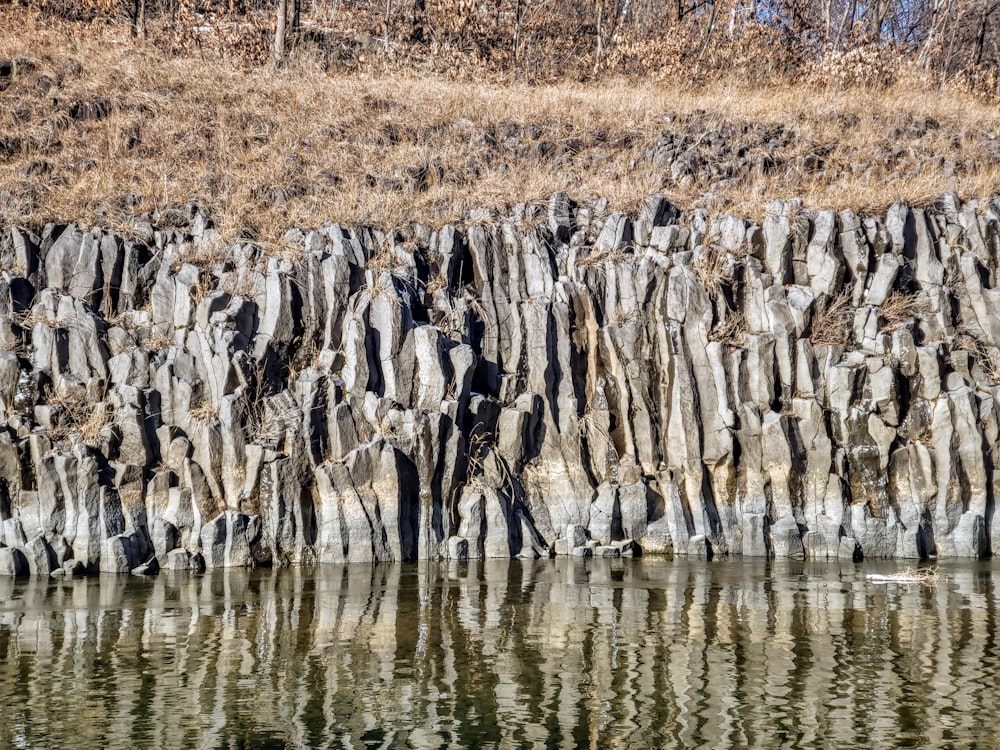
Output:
[{"xmin": 0, "ymin": 559, "xmax": 998, "ymax": 749}]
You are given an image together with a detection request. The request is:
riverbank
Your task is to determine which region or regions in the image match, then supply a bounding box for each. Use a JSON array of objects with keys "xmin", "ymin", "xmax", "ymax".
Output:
[{"xmin": 2, "ymin": 10, "xmax": 1000, "ymax": 242}]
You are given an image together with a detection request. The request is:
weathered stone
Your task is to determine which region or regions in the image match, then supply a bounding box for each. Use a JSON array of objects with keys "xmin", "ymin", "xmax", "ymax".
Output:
[
  {"xmin": 0, "ymin": 546, "xmax": 28, "ymax": 576},
  {"xmin": 588, "ymin": 484, "xmax": 619, "ymax": 545},
  {"xmin": 62, "ymin": 559, "xmax": 86, "ymax": 576},
  {"xmin": 610, "ymin": 539, "xmax": 641, "ymax": 557},
  {"xmin": 150, "ymin": 518, "xmax": 179, "ymax": 561},
  {"xmin": 447, "ymin": 536, "xmax": 469, "ymax": 561},
  {"xmin": 2, "ymin": 518, "xmax": 27, "ymax": 548},
  {"xmin": 23, "ymin": 536, "xmax": 56, "ymax": 575},
  {"xmin": 165, "ymin": 548, "xmax": 205, "ymax": 572},
  {"xmin": 200, "ymin": 511, "xmax": 260, "ymax": 569},
  {"xmin": 838, "ymin": 537, "xmax": 861, "ymax": 562},
  {"xmin": 687, "ymin": 535, "xmax": 712, "ymax": 559},
  {"xmin": 4, "ymin": 198, "xmax": 1000, "ymax": 572},
  {"xmin": 101, "ymin": 533, "xmax": 141, "ymax": 573},
  {"xmin": 566, "ymin": 524, "xmax": 587, "ymax": 547},
  {"xmin": 131, "ymin": 559, "xmax": 159, "ymax": 575},
  {"xmin": 45, "ymin": 532, "xmax": 72, "ymax": 565}
]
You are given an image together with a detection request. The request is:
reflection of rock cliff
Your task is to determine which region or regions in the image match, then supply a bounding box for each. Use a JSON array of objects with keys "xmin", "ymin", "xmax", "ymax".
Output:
[
  {"xmin": 1, "ymin": 561, "xmax": 998, "ymax": 748},
  {"xmin": 2, "ymin": 193, "xmax": 1000, "ymax": 572}
]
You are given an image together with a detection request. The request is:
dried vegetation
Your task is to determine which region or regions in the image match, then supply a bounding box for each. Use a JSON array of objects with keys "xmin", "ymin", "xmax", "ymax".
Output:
[
  {"xmin": 1, "ymin": 6, "xmax": 999, "ymax": 241},
  {"xmin": 810, "ymin": 289, "xmax": 854, "ymax": 347}
]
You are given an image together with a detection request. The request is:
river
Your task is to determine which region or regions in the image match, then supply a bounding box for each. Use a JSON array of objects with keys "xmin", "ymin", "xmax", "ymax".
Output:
[{"xmin": 1, "ymin": 558, "xmax": 998, "ymax": 749}]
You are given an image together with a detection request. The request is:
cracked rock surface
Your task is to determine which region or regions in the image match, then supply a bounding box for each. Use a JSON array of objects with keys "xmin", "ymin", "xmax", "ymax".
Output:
[{"xmin": 2, "ymin": 192, "xmax": 1000, "ymax": 573}]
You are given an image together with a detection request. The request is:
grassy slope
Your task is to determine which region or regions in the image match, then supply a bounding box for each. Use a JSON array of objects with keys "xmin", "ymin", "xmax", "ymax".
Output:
[{"xmin": 1, "ymin": 10, "xmax": 999, "ymax": 243}]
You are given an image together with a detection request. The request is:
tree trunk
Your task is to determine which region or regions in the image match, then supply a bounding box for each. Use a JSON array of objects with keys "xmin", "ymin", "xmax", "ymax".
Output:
[
  {"xmin": 131, "ymin": 0, "xmax": 145, "ymax": 39},
  {"xmin": 384, "ymin": 0, "xmax": 393, "ymax": 43},
  {"xmin": 942, "ymin": 5, "xmax": 963, "ymax": 73},
  {"xmin": 870, "ymin": 0, "xmax": 889, "ymax": 39},
  {"xmin": 410, "ymin": 0, "xmax": 426, "ymax": 43},
  {"xmin": 594, "ymin": 0, "xmax": 605, "ymax": 74},
  {"xmin": 512, "ymin": 0, "xmax": 526, "ymax": 64},
  {"xmin": 972, "ymin": 1, "xmax": 995, "ymax": 66},
  {"xmin": 834, "ymin": 0, "xmax": 857, "ymax": 50},
  {"xmin": 275, "ymin": 0, "xmax": 288, "ymax": 64},
  {"xmin": 917, "ymin": 0, "xmax": 956, "ymax": 68},
  {"xmin": 695, "ymin": 0, "xmax": 720, "ymax": 67}
]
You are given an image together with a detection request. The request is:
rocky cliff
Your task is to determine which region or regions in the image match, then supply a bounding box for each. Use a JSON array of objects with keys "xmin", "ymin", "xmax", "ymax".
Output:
[{"xmin": 1, "ymin": 193, "xmax": 999, "ymax": 575}]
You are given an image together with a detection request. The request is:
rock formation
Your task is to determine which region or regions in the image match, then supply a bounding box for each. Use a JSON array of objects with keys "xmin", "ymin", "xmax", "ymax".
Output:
[{"xmin": 2, "ymin": 192, "xmax": 1000, "ymax": 572}]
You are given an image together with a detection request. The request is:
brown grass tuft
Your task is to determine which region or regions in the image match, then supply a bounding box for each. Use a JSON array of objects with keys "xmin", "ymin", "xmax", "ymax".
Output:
[
  {"xmin": 710, "ymin": 309, "xmax": 747, "ymax": 348},
  {"xmin": 46, "ymin": 389, "xmax": 110, "ymax": 444},
  {"xmin": 879, "ymin": 289, "xmax": 927, "ymax": 330},
  {"xmin": 188, "ymin": 403, "xmax": 220, "ymax": 423},
  {"xmin": 810, "ymin": 289, "xmax": 854, "ymax": 347}
]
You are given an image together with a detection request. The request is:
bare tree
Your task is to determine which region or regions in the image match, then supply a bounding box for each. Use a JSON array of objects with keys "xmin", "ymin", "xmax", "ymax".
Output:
[
  {"xmin": 513, "ymin": 0, "xmax": 527, "ymax": 63},
  {"xmin": 696, "ymin": 0, "xmax": 721, "ymax": 67},
  {"xmin": 275, "ymin": 0, "xmax": 288, "ymax": 64},
  {"xmin": 131, "ymin": 0, "xmax": 146, "ymax": 38},
  {"xmin": 409, "ymin": 0, "xmax": 427, "ymax": 42},
  {"xmin": 383, "ymin": 0, "xmax": 393, "ymax": 43},
  {"xmin": 972, "ymin": 0, "xmax": 1000, "ymax": 65},
  {"xmin": 593, "ymin": 0, "xmax": 631, "ymax": 73}
]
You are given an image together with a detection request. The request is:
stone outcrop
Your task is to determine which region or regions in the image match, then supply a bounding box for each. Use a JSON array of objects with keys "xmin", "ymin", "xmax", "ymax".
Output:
[{"xmin": 2, "ymin": 192, "xmax": 1000, "ymax": 572}]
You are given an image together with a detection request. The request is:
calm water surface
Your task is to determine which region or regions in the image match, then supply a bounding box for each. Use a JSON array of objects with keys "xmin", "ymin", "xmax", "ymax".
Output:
[{"xmin": 0, "ymin": 558, "xmax": 998, "ymax": 749}]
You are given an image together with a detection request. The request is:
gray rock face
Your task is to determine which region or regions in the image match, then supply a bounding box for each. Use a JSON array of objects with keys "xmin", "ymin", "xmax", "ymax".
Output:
[
  {"xmin": 2, "ymin": 195, "xmax": 1000, "ymax": 573},
  {"xmin": 0, "ymin": 547, "xmax": 28, "ymax": 576}
]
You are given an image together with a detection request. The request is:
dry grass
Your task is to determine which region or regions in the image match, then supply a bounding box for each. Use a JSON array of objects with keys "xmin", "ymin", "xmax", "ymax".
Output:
[
  {"xmin": 694, "ymin": 247, "xmax": 739, "ymax": 296},
  {"xmin": 169, "ymin": 240, "xmax": 229, "ymax": 273},
  {"xmin": 810, "ymin": 289, "xmax": 854, "ymax": 347},
  {"xmin": 710, "ymin": 309, "xmax": 748, "ymax": 348},
  {"xmin": 1, "ymin": 11, "xmax": 999, "ymax": 242},
  {"xmin": 146, "ymin": 334, "xmax": 172, "ymax": 353},
  {"xmin": 866, "ymin": 566, "xmax": 941, "ymax": 587},
  {"xmin": 46, "ymin": 389, "xmax": 110, "ymax": 444},
  {"xmin": 188, "ymin": 403, "xmax": 220, "ymax": 423},
  {"xmin": 879, "ymin": 289, "xmax": 927, "ymax": 329},
  {"xmin": 951, "ymin": 335, "xmax": 1000, "ymax": 385}
]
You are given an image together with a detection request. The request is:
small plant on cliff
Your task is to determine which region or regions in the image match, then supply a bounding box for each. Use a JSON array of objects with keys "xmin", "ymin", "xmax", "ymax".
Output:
[
  {"xmin": 952, "ymin": 335, "xmax": 1000, "ymax": 385},
  {"xmin": 46, "ymin": 389, "xmax": 111, "ymax": 445},
  {"xmin": 611, "ymin": 307, "xmax": 638, "ymax": 328},
  {"xmin": 464, "ymin": 427, "xmax": 495, "ymax": 491},
  {"xmin": 190, "ymin": 276, "xmax": 217, "ymax": 306},
  {"xmin": 879, "ymin": 289, "xmax": 926, "ymax": 330},
  {"xmin": 188, "ymin": 402, "xmax": 220, "ymax": 425},
  {"xmin": 221, "ymin": 271, "xmax": 266, "ymax": 299},
  {"xmin": 694, "ymin": 246, "xmax": 740, "ymax": 297},
  {"xmin": 810, "ymin": 289, "xmax": 853, "ymax": 347},
  {"xmin": 463, "ymin": 427, "xmax": 519, "ymax": 502},
  {"xmin": 980, "ymin": 348, "xmax": 1000, "ymax": 385},
  {"xmin": 423, "ymin": 272, "xmax": 448, "ymax": 296},
  {"xmin": 576, "ymin": 245, "xmax": 630, "ymax": 275},
  {"xmin": 170, "ymin": 239, "xmax": 229, "ymax": 275},
  {"xmin": 710, "ymin": 309, "xmax": 747, "ymax": 348},
  {"xmin": 146, "ymin": 333, "xmax": 173, "ymax": 354}
]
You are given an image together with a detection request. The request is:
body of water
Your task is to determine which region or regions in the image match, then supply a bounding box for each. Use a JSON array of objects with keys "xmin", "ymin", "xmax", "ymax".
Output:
[{"xmin": 0, "ymin": 559, "xmax": 997, "ymax": 749}]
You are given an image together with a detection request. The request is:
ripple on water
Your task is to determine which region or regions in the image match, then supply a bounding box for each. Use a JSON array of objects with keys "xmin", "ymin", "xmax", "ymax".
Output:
[{"xmin": 2, "ymin": 559, "xmax": 1000, "ymax": 749}]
